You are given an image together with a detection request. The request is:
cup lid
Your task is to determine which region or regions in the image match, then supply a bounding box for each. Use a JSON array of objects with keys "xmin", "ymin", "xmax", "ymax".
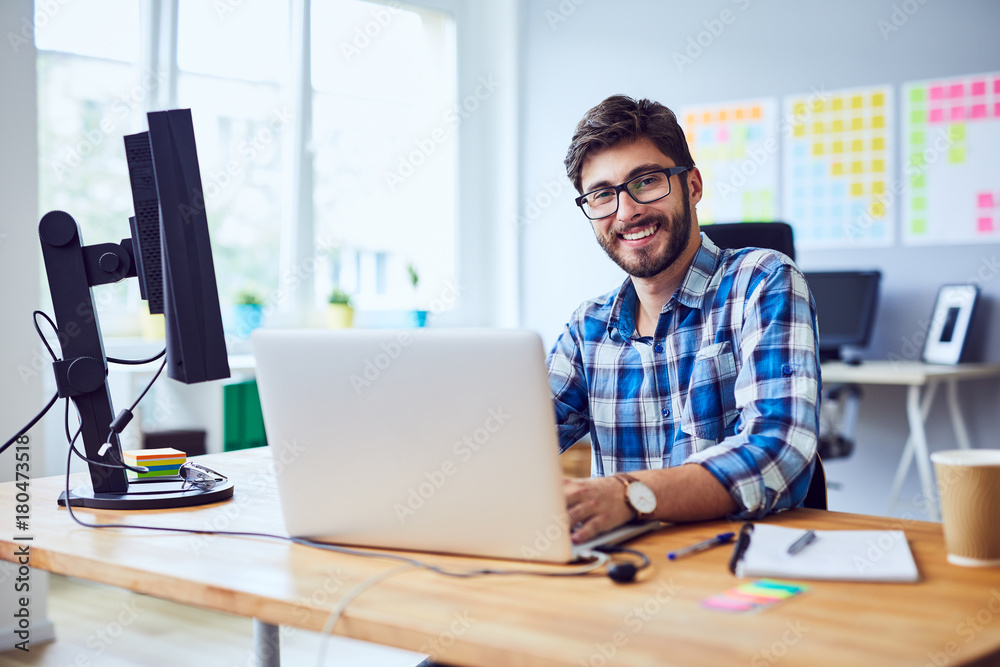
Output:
[{"xmin": 931, "ymin": 449, "xmax": 1000, "ymax": 466}]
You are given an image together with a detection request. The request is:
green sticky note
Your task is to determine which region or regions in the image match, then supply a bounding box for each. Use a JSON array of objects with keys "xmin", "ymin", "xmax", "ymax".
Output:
[
  {"xmin": 910, "ymin": 109, "xmax": 926, "ymax": 125},
  {"xmin": 911, "ymin": 219, "xmax": 927, "ymax": 235},
  {"xmin": 910, "ymin": 153, "xmax": 925, "ymax": 168},
  {"xmin": 910, "ymin": 174, "xmax": 925, "ymax": 189},
  {"xmin": 949, "ymin": 124, "xmax": 966, "ymax": 141},
  {"xmin": 910, "ymin": 131, "xmax": 925, "ymax": 146},
  {"xmin": 949, "ymin": 147, "xmax": 966, "ymax": 163},
  {"xmin": 912, "ymin": 197, "xmax": 927, "ymax": 211},
  {"xmin": 909, "ymin": 87, "xmax": 925, "ymax": 103}
]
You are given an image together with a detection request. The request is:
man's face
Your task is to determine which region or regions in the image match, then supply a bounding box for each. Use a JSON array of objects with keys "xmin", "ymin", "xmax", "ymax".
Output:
[{"xmin": 579, "ymin": 137, "xmax": 696, "ymax": 279}]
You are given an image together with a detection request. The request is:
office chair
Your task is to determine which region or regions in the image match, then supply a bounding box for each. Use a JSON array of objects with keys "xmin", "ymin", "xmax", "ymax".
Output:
[
  {"xmin": 700, "ymin": 221, "xmax": 796, "ymax": 262},
  {"xmin": 802, "ymin": 454, "xmax": 828, "ymax": 510}
]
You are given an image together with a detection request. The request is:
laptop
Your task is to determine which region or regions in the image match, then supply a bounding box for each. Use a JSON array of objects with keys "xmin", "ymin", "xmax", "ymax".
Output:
[{"xmin": 251, "ymin": 328, "xmax": 659, "ymax": 563}]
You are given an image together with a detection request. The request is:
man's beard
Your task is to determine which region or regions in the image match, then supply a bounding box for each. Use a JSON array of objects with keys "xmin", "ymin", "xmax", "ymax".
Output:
[{"xmin": 594, "ymin": 193, "xmax": 693, "ymax": 280}]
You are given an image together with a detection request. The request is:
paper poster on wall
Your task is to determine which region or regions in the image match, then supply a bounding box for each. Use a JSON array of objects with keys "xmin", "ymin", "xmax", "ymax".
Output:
[
  {"xmin": 782, "ymin": 85, "xmax": 895, "ymax": 249},
  {"xmin": 902, "ymin": 72, "xmax": 1000, "ymax": 245},
  {"xmin": 680, "ymin": 99, "xmax": 779, "ymax": 224}
]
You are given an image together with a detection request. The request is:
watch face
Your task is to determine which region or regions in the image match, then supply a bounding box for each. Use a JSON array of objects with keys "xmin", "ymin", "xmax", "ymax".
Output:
[{"xmin": 627, "ymin": 481, "xmax": 657, "ymax": 514}]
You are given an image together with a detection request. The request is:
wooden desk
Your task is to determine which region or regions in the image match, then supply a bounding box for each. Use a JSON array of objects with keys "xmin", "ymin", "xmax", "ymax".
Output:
[
  {"xmin": 4, "ymin": 448, "xmax": 1000, "ymax": 666},
  {"xmin": 821, "ymin": 361, "xmax": 1000, "ymax": 519}
]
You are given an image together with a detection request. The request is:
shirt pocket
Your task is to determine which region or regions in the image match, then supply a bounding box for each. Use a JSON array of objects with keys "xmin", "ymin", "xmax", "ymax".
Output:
[{"xmin": 679, "ymin": 341, "xmax": 739, "ymax": 443}]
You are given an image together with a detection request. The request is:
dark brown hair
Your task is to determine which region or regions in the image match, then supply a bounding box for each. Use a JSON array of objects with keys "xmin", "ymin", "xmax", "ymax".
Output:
[{"xmin": 564, "ymin": 95, "xmax": 695, "ymax": 193}]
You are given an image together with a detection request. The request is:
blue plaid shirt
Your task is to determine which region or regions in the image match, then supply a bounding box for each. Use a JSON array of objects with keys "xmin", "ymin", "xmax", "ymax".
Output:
[{"xmin": 547, "ymin": 233, "xmax": 821, "ymax": 519}]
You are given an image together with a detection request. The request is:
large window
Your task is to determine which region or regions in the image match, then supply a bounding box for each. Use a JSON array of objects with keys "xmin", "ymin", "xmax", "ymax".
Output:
[{"xmin": 36, "ymin": 0, "xmax": 459, "ymax": 337}]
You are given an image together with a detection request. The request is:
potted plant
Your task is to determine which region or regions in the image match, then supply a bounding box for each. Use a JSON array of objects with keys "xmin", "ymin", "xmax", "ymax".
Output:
[
  {"xmin": 407, "ymin": 263, "xmax": 428, "ymax": 327},
  {"xmin": 234, "ymin": 288, "xmax": 264, "ymax": 337},
  {"xmin": 326, "ymin": 288, "xmax": 354, "ymax": 329}
]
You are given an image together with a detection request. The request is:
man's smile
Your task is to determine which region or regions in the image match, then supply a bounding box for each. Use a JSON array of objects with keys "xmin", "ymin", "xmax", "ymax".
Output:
[{"xmin": 618, "ymin": 222, "xmax": 660, "ymax": 243}]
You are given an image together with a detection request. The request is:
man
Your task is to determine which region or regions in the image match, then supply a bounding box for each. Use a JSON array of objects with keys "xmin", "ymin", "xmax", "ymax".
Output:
[{"xmin": 549, "ymin": 95, "xmax": 821, "ymax": 544}]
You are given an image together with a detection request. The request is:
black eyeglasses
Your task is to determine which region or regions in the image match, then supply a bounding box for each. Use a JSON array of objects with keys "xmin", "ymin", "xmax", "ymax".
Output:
[
  {"xmin": 179, "ymin": 462, "xmax": 227, "ymax": 491},
  {"xmin": 575, "ymin": 167, "xmax": 691, "ymax": 220}
]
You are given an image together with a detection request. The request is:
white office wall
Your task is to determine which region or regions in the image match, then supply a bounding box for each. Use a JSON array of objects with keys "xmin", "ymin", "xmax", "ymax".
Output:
[{"xmin": 516, "ymin": 0, "xmax": 1000, "ymax": 516}]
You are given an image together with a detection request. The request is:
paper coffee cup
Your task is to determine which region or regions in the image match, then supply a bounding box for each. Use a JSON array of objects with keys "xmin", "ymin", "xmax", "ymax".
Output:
[{"xmin": 931, "ymin": 449, "xmax": 1000, "ymax": 567}]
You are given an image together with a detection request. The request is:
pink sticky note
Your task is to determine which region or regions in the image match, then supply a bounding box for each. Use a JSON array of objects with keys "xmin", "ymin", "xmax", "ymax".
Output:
[
  {"xmin": 930, "ymin": 86, "xmax": 945, "ymax": 100},
  {"xmin": 995, "ymin": 102, "xmax": 1000, "ymax": 118},
  {"xmin": 718, "ymin": 127, "xmax": 729, "ymax": 142},
  {"xmin": 979, "ymin": 193, "xmax": 995, "ymax": 209},
  {"xmin": 972, "ymin": 80, "xmax": 987, "ymax": 96},
  {"xmin": 949, "ymin": 83, "xmax": 964, "ymax": 98},
  {"xmin": 994, "ymin": 78, "xmax": 1000, "ymax": 94},
  {"xmin": 950, "ymin": 106, "xmax": 965, "ymax": 121},
  {"xmin": 929, "ymin": 108, "xmax": 945, "ymax": 123},
  {"xmin": 971, "ymin": 104, "xmax": 987, "ymax": 119},
  {"xmin": 978, "ymin": 217, "xmax": 994, "ymax": 233}
]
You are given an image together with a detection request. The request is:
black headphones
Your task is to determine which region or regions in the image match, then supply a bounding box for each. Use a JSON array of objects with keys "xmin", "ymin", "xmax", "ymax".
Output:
[{"xmin": 601, "ymin": 546, "xmax": 651, "ymax": 583}]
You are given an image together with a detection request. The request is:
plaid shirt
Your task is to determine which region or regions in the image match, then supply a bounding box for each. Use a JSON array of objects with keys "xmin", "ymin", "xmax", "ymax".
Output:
[{"xmin": 547, "ymin": 233, "xmax": 821, "ymax": 519}]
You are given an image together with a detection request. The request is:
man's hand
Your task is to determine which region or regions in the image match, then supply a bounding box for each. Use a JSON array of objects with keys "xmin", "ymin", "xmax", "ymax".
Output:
[{"xmin": 564, "ymin": 476, "xmax": 635, "ymax": 544}]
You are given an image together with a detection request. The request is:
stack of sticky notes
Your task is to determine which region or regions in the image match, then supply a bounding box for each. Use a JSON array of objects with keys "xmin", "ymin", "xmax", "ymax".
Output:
[
  {"xmin": 123, "ymin": 448, "xmax": 186, "ymax": 479},
  {"xmin": 701, "ymin": 579, "xmax": 808, "ymax": 613}
]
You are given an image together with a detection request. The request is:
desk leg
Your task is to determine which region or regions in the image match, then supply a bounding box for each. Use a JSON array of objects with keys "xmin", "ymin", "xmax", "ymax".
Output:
[
  {"xmin": 906, "ymin": 383, "xmax": 940, "ymax": 521},
  {"xmin": 253, "ymin": 618, "xmax": 281, "ymax": 667},
  {"xmin": 887, "ymin": 382, "xmax": 937, "ymax": 513},
  {"xmin": 946, "ymin": 379, "xmax": 973, "ymax": 450}
]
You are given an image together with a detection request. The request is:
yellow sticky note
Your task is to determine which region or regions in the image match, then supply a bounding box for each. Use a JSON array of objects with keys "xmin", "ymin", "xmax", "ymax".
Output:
[
  {"xmin": 873, "ymin": 136, "xmax": 886, "ymax": 151},
  {"xmin": 832, "ymin": 119, "xmax": 844, "ymax": 133},
  {"xmin": 872, "ymin": 115, "xmax": 885, "ymax": 129},
  {"xmin": 832, "ymin": 141, "xmax": 844, "ymax": 154},
  {"xmin": 812, "ymin": 99, "xmax": 824, "ymax": 113},
  {"xmin": 872, "ymin": 159, "xmax": 885, "ymax": 173},
  {"xmin": 832, "ymin": 97, "xmax": 844, "ymax": 111},
  {"xmin": 851, "ymin": 161, "xmax": 864, "ymax": 174},
  {"xmin": 813, "ymin": 122, "xmax": 824, "ymax": 134},
  {"xmin": 873, "ymin": 181, "xmax": 885, "ymax": 194},
  {"xmin": 832, "ymin": 162, "xmax": 844, "ymax": 175},
  {"xmin": 794, "ymin": 102, "xmax": 806, "ymax": 117},
  {"xmin": 872, "ymin": 92, "xmax": 885, "ymax": 107},
  {"xmin": 851, "ymin": 95, "xmax": 864, "ymax": 109},
  {"xmin": 812, "ymin": 143, "xmax": 824, "ymax": 155},
  {"xmin": 851, "ymin": 139, "xmax": 864, "ymax": 152},
  {"xmin": 719, "ymin": 110, "xmax": 728, "ymax": 121},
  {"xmin": 851, "ymin": 117, "xmax": 864, "ymax": 130},
  {"xmin": 793, "ymin": 124, "xmax": 805, "ymax": 136},
  {"xmin": 871, "ymin": 201, "xmax": 886, "ymax": 217},
  {"xmin": 850, "ymin": 182, "xmax": 864, "ymax": 196}
]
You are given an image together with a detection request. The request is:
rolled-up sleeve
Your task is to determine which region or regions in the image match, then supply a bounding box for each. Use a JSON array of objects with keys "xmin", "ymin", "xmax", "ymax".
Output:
[{"xmin": 683, "ymin": 265, "xmax": 821, "ymax": 518}]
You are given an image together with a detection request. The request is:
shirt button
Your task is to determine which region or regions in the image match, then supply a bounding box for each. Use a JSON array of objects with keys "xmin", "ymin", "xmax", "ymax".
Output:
[
  {"xmin": 654, "ymin": 344, "xmax": 664, "ymax": 353},
  {"xmin": 661, "ymin": 407, "xmax": 670, "ymax": 416}
]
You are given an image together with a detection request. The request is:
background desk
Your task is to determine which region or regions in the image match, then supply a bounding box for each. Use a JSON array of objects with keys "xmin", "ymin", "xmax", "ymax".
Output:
[
  {"xmin": 5, "ymin": 449, "xmax": 1000, "ymax": 665},
  {"xmin": 821, "ymin": 361, "xmax": 1000, "ymax": 520}
]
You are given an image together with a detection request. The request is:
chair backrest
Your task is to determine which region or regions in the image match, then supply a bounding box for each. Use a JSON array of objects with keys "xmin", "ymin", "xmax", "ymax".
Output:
[
  {"xmin": 802, "ymin": 455, "xmax": 828, "ymax": 510},
  {"xmin": 700, "ymin": 222, "xmax": 795, "ymax": 262}
]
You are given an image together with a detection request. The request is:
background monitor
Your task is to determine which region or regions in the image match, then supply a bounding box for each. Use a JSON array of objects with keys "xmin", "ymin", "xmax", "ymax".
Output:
[
  {"xmin": 803, "ymin": 270, "xmax": 882, "ymax": 362},
  {"xmin": 38, "ymin": 108, "xmax": 232, "ymax": 508}
]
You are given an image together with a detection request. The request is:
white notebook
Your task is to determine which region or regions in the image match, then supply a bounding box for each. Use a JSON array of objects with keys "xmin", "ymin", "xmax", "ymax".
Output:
[{"xmin": 729, "ymin": 523, "xmax": 920, "ymax": 583}]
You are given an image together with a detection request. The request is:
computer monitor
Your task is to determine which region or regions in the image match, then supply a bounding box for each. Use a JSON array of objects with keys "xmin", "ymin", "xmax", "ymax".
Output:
[
  {"xmin": 37, "ymin": 108, "xmax": 232, "ymax": 509},
  {"xmin": 803, "ymin": 270, "xmax": 882, "ymax": 363}
]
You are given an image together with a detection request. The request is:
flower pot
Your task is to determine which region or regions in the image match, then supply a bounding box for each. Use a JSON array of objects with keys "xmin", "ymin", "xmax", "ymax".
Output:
[
  {"xmin": 234, "ymin": 304, "xmax": 263, "ymax": 338},
  {"xmin": 326, "ymin": 303, "xmax": 354, "ymax": 329}
]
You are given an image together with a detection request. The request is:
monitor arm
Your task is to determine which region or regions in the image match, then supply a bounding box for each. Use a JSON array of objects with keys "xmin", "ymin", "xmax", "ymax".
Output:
[{"xmin": 38, "ymin": 210, "xmax": 138, "ymax": 496}]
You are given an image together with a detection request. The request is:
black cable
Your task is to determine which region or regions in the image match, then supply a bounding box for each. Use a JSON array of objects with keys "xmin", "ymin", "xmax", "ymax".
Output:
[
  {"xmin": 0, "ymin": 392, "xmax": 59, "ymax": 457},
  {"xmin": 107, "ymin": 348, "xmax": 166, "ymax": 365},
  {"xmin": 32, "ymin": 310, "xmax": 60, "ymax": 362}
]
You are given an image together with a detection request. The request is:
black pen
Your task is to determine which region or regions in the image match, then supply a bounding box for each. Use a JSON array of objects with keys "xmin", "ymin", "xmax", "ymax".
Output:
[{"xmin": 787, "ymin": 529, "xmax": 817, "ymax": 556}]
